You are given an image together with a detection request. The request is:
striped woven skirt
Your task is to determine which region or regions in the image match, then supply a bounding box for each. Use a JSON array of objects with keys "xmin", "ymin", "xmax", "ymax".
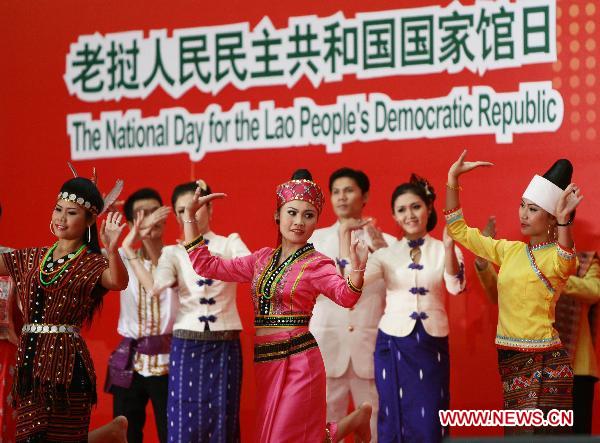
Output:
[
  {"xmin": 15, "ymin": 392, "xmax": 92, "ymax": 443},
  {"xmin": 15, "ymin": 353, "xmax": 94, "ymax": 443},
  {"xmin": 497, "ymin": 347, "xmax": 573, "ymax": 435}
]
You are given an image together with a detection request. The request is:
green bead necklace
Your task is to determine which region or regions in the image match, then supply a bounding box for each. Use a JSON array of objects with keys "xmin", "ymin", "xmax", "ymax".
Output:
[{"xmin": 39, "ymin": 242, "xmax": 87, "ymax": 286}]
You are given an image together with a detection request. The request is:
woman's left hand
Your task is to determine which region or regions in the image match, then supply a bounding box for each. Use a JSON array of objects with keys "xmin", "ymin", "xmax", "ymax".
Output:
[
  {"xmin": 349, "ymin": 230, "xmax": 369, "ymax": 270},
  {"xmin": 555, "ymin": 183, "xmax": 583, "ymax": 224},
  {"xmin": 100, "ymin": 212, "xmax": 127, "ymax": 253}
]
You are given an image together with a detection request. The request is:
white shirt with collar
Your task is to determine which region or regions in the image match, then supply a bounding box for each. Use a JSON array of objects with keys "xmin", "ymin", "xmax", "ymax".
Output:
[
  {"xmin": 309, "ymin": 222, "xmax": 397, "ymax": 379},
  {"xmin": 117, "ymin": 247, "xmax": 178, "ymax": 377},
  {"xmin": 366, "ymin": 234, "xmax": 465, "ymax": 338},
  {"xmin": 154, "ymin": 231, "xmax": 250, "ymax": 333}
]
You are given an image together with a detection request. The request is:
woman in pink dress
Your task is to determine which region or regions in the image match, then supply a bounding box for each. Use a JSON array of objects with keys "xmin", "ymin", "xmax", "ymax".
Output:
[{"xmin": 183, "ymin": 170, "xmax": 370, "ymax": 442}]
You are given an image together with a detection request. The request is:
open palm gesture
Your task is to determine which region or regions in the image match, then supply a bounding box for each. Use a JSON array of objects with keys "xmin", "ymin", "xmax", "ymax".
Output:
[
  {"xmin": 139, "ymin": 206, "xmax": 171, "ymax": 237},
  {"xmin": 449, "ymin": 150, "xmax": 494, "ymax": 179},
  {"xmin": 349, "ymin": 231, "xmax": 369, "ymax": 271},
  {"xmin": 185, "ymin": 190, "xmax": 227, "ymax": 219},
  {"xmin": 100, "ymin": 212, "xmax": 127, "ymax": 253}
]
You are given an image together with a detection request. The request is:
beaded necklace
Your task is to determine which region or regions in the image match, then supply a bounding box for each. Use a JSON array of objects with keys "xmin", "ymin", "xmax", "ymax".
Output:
[
  {"xmin": 39, "ymin": 242, "xmax": 87, "ymax": 286},
  {"xmin": 256, "ymin": 243, "xmax": 315, "ymax": 300}
]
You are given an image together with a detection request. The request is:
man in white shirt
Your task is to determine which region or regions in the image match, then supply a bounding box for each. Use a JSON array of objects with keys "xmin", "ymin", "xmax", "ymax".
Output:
[
  {"xmin": 106, "ymin": 188, "xmax": 178, "ymax": 443},
  {"xmin": 309, "ymin": 167, "xmax": 395, "ymax": 442}
]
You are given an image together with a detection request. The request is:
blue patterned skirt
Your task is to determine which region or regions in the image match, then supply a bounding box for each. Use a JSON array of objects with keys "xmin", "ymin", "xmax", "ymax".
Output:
[
  {"xmin": 374, "ymin": 319, "xmax": 449, "ymax": 443},
  {"xmin": 167, "ymin": 335, "xmax": 242, "ymax": 443}
]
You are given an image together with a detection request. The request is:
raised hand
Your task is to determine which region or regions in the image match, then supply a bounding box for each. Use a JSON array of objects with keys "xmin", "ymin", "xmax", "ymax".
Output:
[
  {"xmin": 448, "ymin": 150, "xmax": 494, "ymax": 180},
  {"xmin": 122, "ymin": 211, "xmax": 144, "ymax": 252},
  {"xmin": 364, "ymin": 221, "xmax": 388, "ymax": 252},
  {"xmin": 139, "ymin": 206, "xmax": 171, "ymax": 237},
  {"xmin": 349, "ymin": 230, "xmax": 369, "ymax": 271},
  {"xmin": 339, "ymin": 218, "xmax": 373, "ymax": 243},
  {"xmin": 100, "ymin": 212, "xmax": 127, "ymax": 253},
  {"xmin": 555, "ymin": 183, "xmax": 583, "ymax": 224},
  {"xmin": 185, "ymin": 189, "xmax": 227, "ymax": 220}
]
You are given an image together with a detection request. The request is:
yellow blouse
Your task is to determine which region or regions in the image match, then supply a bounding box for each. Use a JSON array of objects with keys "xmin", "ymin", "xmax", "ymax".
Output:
[
  {"xmin": 474, "ymin": 259, "xmax": 600, "ymax": 376},
  {"xmin": 445, "ymin": 207, "xmax": 577, "ymax": 351}
]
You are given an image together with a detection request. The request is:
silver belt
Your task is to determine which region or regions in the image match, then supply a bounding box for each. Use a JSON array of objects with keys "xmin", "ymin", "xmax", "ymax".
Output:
[{"xmin": 22, "ymin": 323, "xmax": 80, "ymax": 336}]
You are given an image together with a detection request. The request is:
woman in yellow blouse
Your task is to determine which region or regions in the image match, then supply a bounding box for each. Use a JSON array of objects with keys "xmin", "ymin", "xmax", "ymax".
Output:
[
  {"xmin": 473, "ymin": 216, "xmax": 599, "ymax": 434},
  {"xmin": 443, "ymin": 151, "xmax": 583, "ymax": 435}
]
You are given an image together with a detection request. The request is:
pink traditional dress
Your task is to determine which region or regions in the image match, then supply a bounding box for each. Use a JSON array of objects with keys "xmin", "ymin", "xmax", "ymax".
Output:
[{"xmin": 185, "ymin": 179, "xmax": 363, "ymax": 442}]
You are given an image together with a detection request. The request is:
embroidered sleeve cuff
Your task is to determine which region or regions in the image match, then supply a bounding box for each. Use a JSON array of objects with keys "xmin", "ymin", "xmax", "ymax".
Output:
[
  {"xmin": 443, "ymin": 207, "xmax": 463, "ymax": 224},
  {"xmin": 184, "ymin": 234, "xmax": 206, "ymax": 252},
  {"xmin": 557, "ymin": 243, "xmax": 576, "ymax": 260}
]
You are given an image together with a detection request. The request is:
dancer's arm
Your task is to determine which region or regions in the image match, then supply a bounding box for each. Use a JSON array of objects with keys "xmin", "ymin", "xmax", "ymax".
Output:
[
  {"xmin": 443, "ymin": 235, "xmax": 466, "ymax": 295},
  {"xmin": 121, "ymin": 211, "xmax": 155, "ymax": 293},
  {"xmin": 100, "ymin": 212, "xmax": 129, "ymax": 291},
  {"xmin": 312, "ymin": 235, "xmax": 368, "ymax": 307},
  {"xmin": 443, "ymin": 226, "xmax": 460, "ymax": 277},
  {"xmin": 184, "ymin": 192, "xmax": 257, "ymax": 283},
  {"xmin": 553, "ymin": 183, "xmax": 583, "ymax": 278},
  {"xmin": 153, "ymin": 247, "xmax": 177, "ymax": 295},
  {"xmin": 445, "ymin": 150, "xmax": 508, "ymax": 265}
]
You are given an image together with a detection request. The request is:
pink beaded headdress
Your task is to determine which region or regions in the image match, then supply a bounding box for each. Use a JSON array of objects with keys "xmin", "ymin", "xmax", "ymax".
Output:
[{"xmin": 275, "ymin": 179, "xmax": 324, "ymax": 215}]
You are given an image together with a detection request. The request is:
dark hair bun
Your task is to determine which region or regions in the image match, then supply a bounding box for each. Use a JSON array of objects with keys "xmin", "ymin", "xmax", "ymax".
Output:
[
  {"xmin": 291, "ymin": 169, "xmax": 313, "ymax": 181},
  {"xmin": 409, "ymin": 173, "xmax": 436, "ymax": 203}
]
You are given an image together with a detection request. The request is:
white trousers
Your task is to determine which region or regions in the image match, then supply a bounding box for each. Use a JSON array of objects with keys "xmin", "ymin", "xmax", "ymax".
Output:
[{"xmin": 326, "ymin": 362, "xmax": 378, "ymax": 442}]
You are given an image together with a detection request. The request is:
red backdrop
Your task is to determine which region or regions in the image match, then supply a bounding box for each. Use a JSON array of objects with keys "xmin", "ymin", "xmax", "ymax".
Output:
[{"xmin": 1, "ymin": 0, "xmax": 598, "ymax": 440}]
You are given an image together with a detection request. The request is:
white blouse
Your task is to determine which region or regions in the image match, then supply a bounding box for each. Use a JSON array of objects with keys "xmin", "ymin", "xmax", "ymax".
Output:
[
  {"xmin": 366, "ymin": 234, "xmax": 465, "ymax": 338},
  {"xmin": 154, "ymin": 231, "xmax": 250, "ymax": 333}
]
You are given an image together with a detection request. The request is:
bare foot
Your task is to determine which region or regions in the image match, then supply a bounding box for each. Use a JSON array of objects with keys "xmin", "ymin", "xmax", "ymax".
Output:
[
  {"xmin": 88, "ymin": 415, "xmax": 128, "ymax": 443},
  {"xmin": 354, "ymin": 402, "xmax": 372, "ymax": 443},
  {"xmin": 333, "ymin": 402, "xmax": 373, "ymax": 442}
]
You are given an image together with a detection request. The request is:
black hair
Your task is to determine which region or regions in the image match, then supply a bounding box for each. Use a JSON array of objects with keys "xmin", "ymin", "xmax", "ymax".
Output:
[
  {"xmin": 171, "ymin": 181, "xmax": 212, "ymax": 208},
  {"xmin": 123, "ymin": 188, "xmax": 163, "ymax": 222},
  {"xmin": 291, "ymin": 169, "xmax": 313, "ymax": 180},
  {"xmin": 390, "ymin": 174, "xmax": 438, "ymax": 232},
  {"xmin": 58, "ymin": 177, "xmax": 104, "ymax": 253},
  {"xmin": 328, "ymin": 167, "xmax": 370, "ymax": 194}
]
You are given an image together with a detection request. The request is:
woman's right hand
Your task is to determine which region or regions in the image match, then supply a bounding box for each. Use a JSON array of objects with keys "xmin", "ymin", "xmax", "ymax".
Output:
[
  {"xmin": 184, "ymin": 190, "xmax": 227, "ymax": 220},
  {"xmin": 448, "ymin": 150, "xmax": 494, "ymax": 182},
  {"xmin": 139, "ymin": 206, "xmax": 171, "ymax": 238}
]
